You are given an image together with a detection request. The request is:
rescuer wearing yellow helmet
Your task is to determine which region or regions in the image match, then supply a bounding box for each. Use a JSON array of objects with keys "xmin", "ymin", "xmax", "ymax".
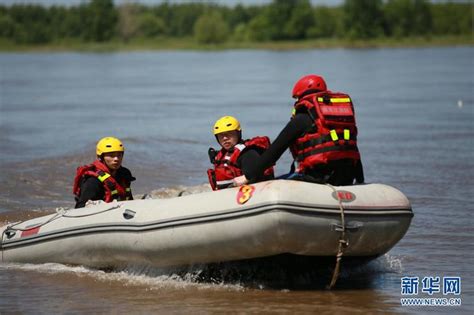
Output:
[
  {"xmin": 207, "ymin": 116, "xmax": 274, "ymax": 190},
  {"xmin": 73, "ymin": 137, "xmax": 135, "ymax": 208}
]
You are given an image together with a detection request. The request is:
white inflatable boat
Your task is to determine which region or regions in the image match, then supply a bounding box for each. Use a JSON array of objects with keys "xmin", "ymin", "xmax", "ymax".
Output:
[{"xmin": 0, "ymin": 180, "xmax": 412, "ymax": 269}]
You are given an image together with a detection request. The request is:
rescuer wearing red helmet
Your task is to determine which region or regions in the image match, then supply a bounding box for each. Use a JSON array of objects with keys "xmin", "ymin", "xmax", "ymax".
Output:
[
  {"xmin": 73, "ymin": 137, "xmax": 136, "ymax": 208},
  {"xmin": 207, "ymin": 116, "xmax": 274, "ymax": 190},
  {"xmin": 233, "ymin": 74, "xmax": 364, "ymax": 187}
]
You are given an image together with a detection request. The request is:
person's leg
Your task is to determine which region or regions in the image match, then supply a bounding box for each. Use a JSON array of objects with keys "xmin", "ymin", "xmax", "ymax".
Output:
[
  {"xmin": 327, "ymin": 160, "xmax": 356, "ymax": 186},
  {"xmin": 277, "ymin": 172, "xmax": 301, "ymax": 180}
]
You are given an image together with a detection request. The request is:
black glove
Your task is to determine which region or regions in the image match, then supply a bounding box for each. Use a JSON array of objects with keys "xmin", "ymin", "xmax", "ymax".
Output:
[{"xmin": 208, "ymin": 147, "xmax": 217, "ymax": 164}]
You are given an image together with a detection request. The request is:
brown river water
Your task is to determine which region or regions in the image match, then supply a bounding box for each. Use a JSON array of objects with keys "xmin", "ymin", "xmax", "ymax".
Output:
[{"xmin": 0, "ymin": 48, "xmax": 472, "ymax": 314}]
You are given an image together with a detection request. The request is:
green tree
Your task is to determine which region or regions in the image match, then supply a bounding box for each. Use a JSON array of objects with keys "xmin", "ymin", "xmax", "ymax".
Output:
[
  {"xmin": 165, "ymin": 3, "xmax": 206, "ymax": 37},
  {"xmin": 118, "ymin": 3, "xmax": 139, "ymax": 42},
  {"xmin": 61, "ymin": 6, "xmax": 86, "ymax": 39},
  {"xmin": 83, "ymin": 0, "xmax": 117, "ymax": 42},
  {"xmin": 284, "ymin": 0, "xmax": 315, "ymax": 39},
  {"xmin": 307, "ymin": 6, "xmax": 342, "ymax": 38},
  {"xmin": 194, "ymin": 11, "xmax": 229, "ymax": 44},
  {"xmin": 228, "ymin": 5, "xmax": 263, "ymax": 42},
  {"xmin": 247, "ymin": 13, "xmax": 273, "ymax": 41},
  {"xmin": 263, "ymin": 0, "xmax": 297, "ymax": 40},
  {"xmin": 384, "ymin": 0, "xmax": 431, "ymax": 37},
  {"xmin": 227, "ymin": 4, "xmax": 254, "ymax": 29},
  {"xmin": 343, "ymin": 0, "xmax": 385, "ymax": 39},
  {"xmin": 0, "ymin": 13, "xmax": 17, "ymax": 38},
  {"xmin": 431, "ymin": 3, "xmax": 472, "ymax": 35},
  {"xmin": 232, "ymin": 23, "xmax": 250, "ymax": 42},
  {"xmin": 247, "ymin": 0, "xmax": 315, "ymax": 41},
  {"xmin": 7, "ymin": 4, "xmax": 52, "ymax": 43},
  {"xmin": 138, "ymin": 12, "xmax": 166, "ymax": 38},
  {"xmin": 411, "ymin": 0, "xmax": 432, "ymax": 35}
]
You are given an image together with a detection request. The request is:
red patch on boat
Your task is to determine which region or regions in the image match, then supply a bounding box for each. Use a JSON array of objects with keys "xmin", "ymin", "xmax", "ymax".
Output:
[
  {"xmin": 21, "ymin": 226, "xmax": 40, "ymax": 237},
  {"xmin": 237, "ymin": 185, "xmax": 255, "ymax": 204},
  {"xmin": 332, "ymin": 190, "xmax": 356, "ymax": 202}
]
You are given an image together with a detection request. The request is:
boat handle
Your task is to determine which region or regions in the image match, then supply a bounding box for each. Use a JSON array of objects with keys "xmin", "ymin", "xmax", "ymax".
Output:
[
  {"xmin": 4, "ymin": 228, "xmax": 16, "ymax": 239},
  {"xmin": 123, "ymin": 209, "xmax": 136, "ymax": 220},
  {"xmin": 331, "ymin": 221, "xmax": 363, "ymax": 232}
]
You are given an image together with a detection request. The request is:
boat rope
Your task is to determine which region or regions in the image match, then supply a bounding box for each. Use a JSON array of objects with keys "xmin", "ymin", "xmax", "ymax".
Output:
[
  {"xmin": 2, "ymin": 210, "xmax": 65, "ymax": 233},
  {"xmin": 0, "ymin": 210, "xmax": 65, "ymax": 262},
  {"xmin": 61, "ymin": 204, "xmax": 121, "ymax": 218},
  {"xmin": 326, "ymin": 184, "xmax": 349, "ymax": 290}
]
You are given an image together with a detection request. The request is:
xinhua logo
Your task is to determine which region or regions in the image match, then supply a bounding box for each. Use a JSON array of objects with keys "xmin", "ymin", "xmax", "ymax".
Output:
[{"xmin": 400, "ymin": 276, "xmax": 462, "ymax": 307}]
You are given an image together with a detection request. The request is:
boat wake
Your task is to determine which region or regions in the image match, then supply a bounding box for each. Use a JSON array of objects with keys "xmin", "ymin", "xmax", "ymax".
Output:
[
  {"xmin": 148, "ymin": 183, "xmax": 211, "ymax": 199},
  {"xmin": 0, "ymin": 253, "xmax": 405, "ymax": 291},
  {"xmin": 0, "ymin": 262, "xmax": 245, "ymax": 291}
]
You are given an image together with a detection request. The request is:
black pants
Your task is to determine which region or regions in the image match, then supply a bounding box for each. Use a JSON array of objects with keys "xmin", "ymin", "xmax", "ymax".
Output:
[{"xmin": 295, "ymin": 159, "xmax": 364, "ymax": 186}]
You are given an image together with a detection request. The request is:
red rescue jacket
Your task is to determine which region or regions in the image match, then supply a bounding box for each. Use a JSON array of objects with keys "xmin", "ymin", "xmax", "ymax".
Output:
[
  {"xmin": 207, "ymin": 137, "xmax": 274, "ymax": 190},
  {"xmin": 290, "ymin": 91, "xmax": 361, "ymax": 173},
  {"xmin": 73, "ymin": 160, "xmax": 133, "ymax": 203}
]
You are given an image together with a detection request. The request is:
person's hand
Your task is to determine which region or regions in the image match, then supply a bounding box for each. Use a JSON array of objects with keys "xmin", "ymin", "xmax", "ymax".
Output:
[
  {"xmin": 233, "ymin": 175, "xmax": 248, "ymax": 187},
  {"xmin": 85, "ymin": 199, "xmax": 104, "ymax": 207}
]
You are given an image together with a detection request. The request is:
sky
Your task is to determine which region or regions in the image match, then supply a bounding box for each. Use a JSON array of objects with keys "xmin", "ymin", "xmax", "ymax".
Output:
[
  {"xmin": 2, "ymin": 0, "xmax": 468, "ymax": 7},
  {"xmin": 2, "ymin": 0, "xmax": 345, "ymax": 7}
]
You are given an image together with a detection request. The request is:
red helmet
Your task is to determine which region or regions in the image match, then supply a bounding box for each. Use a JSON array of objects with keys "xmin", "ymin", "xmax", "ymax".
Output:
[{"xmin": 292, "ymin": 74, "xmax": 327, "ymax": 99}]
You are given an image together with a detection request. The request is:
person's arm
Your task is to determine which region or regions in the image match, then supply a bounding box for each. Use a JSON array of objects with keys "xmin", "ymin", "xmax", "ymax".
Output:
[
  {"xmin": 118, "ymin": 167, "xmax": 136, "ymax": 200},
  {"xmin": 74, "ymin": 177, "xmax": 104, "ymax": 208},
  {"xmin": 237, "ymin": 148, "xmax": 262, "ymax": 183},
  {"xmin": 243, "ymin": 113, "xmax": 313, "ymax": 181}
]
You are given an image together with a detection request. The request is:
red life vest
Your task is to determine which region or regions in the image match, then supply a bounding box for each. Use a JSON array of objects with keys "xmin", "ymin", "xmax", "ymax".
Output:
[
  {"xmin": 207, "ymin": 136, "xmax": 274, "ymax": 190},
  {"xmin": 289, "ymin": 91, "xmax": 361, "ymax": 173},
  {"xmin": 73, "ymin": 160, "xmax": 133, "ymax": 203}
]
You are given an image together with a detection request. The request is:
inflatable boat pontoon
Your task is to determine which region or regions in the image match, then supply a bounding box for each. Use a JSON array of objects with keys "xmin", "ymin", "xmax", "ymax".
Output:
[{"xmin": 0, "ymin": 180, "xmax": 412, "ymax": 269}]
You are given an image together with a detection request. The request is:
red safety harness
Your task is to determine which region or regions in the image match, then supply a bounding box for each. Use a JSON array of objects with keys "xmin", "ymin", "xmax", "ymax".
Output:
[
  {"xmin": 207, "ymin": 137, "xmax": 274, "ymax": 190},
  {"xmin": 73, "ymin": 160, "xmax": 132, "ymax": 202}
]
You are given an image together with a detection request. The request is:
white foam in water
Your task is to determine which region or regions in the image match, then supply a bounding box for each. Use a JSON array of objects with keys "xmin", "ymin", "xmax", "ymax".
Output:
[
  {"xmin": 0, "ymin": 262, "xmax": 244, "ymax": 292},
  {"xmin": 337, "ymin": 254, "xmax": 405, "ymax": 279},
  {"xmin": 383, "ymin": 254, "xmax": 404, "ymax": 274},
  {"xmin": 366, "ymin": 254, "xmax": 405, "ymax": 274},
  {"xmin": 149, "ymin": 183, "xmax": 211, "ymax": 199}
]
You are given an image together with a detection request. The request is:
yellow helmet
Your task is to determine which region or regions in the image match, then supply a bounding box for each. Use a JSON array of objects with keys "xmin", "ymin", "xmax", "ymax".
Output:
[
  {"xmin": 213, "ymin": 116, "xmax": 241, "ymax": 135},
  {"xmin": 96, "ymin": 137, "xmax": 124, "ymax": 156}
]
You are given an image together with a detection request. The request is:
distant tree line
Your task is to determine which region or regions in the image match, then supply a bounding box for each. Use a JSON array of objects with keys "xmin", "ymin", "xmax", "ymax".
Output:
[{"xmin": 0, "ymin": 0, "xmax": 471, "ymax": 44}]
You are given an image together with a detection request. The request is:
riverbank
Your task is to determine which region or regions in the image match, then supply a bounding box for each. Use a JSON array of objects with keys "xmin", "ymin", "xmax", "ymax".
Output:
[{"xmin": 0, "ymin": 35, "xmax": 472, "ymax": 52}]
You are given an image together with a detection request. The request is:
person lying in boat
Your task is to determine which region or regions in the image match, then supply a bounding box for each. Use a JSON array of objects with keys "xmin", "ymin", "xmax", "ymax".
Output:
[
  {"xmin": 233, "ymin": 74, "xmax": 364, "ymax": 187},
  {"xmin": 207, "ymin": 115, "xmax": 274, "ymax": 190},
  {"xmin": 73, "ymin": 136, "xmax": 135, "ymax": 208}
]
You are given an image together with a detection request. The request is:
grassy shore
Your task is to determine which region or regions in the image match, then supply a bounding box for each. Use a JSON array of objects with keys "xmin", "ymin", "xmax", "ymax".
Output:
[{"xmin": 0, "ymin": 35, "xmax": 472, "ymax": 52}]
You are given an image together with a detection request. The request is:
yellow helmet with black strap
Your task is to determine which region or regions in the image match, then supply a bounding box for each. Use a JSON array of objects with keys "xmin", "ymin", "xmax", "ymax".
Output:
[
  {"xmin": 213, "ymin": 116, "xmax": 241, "ymax": 135},
  {"xmin": 96, "ymin": 137, "xmax": 124, "ymax": 156}
]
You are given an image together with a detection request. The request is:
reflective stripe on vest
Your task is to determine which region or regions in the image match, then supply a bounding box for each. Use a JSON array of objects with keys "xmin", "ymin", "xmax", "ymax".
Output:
[
  {"xmin": 97, "ymin": 172, "xmax": 111, "ymax": 182},
  {"xmin": 317, "ymin": 97, "xmax": 351, "ymax": 103},
  {"xmin": 295, "ymin": 129, "xmax": 357, "ymax": 151},
  {"xmin": 344, "ymin": 129, "xmax": 350, "ymax": 140}
]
